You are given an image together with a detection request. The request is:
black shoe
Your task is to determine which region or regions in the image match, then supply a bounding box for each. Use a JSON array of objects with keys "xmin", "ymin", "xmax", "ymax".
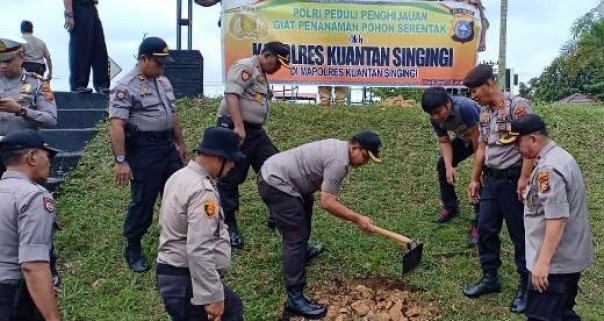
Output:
[
  {"xmin": 434, "ymin": 207, "xmax": 459, "ymax": 223},
  {"xmin": 510, "ymin": 284, "xmax": 528, "ymax": 314},
  {"xmin": 73, "ymin": 87, "xmax": 92, "ymax": 93},
  {"xmin": 463, "ymin": 273, "xmax": 501, "ymax": 298},
  {"xmin": 228, "ymin": 225, "xmax": 244, "ymax": 250},
  {"xmin": 125, "ymin": 242, "xmax": 150, "ymax": 273},
  {"xmin": 97, "ymin": 86, "xmax": 110, "ymax": 95},
  {"xmin": 284, "ymin": 287, "xmax": 327, "ymax": 319},
  {"xmin": 306, "ymin": 244, "xmax": 324, "ymax": 264}
]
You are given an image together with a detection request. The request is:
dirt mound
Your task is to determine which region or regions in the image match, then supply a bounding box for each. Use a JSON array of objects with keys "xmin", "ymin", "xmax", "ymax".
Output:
[
  {"xmin": 291, "ymin": 278, "xmax": 439, "ymax": 321},
  {"xmin": 379, "ymin": 96, "xmax": 416, "ymax": 108}
]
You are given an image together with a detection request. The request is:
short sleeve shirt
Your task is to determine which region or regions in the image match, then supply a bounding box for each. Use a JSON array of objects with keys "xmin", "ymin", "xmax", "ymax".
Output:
[
  {"xmin": 261, "ymin": 139, "xmax": 350, "ymax": 198},
  {"xmin": 217, "ymin": 56, "xmax": 271, "ymax": 125},
  {"xmin": 109, "ymin": 68, "xmax": 177, "ymax": 132},
  {"xmin": 524, "ymin": 141, "xmax": 594, "ymax": 274},
  {"xmin": 0, "ymin": 171, "xmax": 56, "ymax": 283},
  {"xmin": 0, "ymin": 70, "xmax": 58, "ymax": 136},
  {"xmin": 478, "ymin": 92, "xmax": 533, "ymax": 169},
  {"xmin": 431, "ymin": 96, "xmax": 481, "ymax": 143},
  {"xmin": 22, "ymin": 34, "xmax": 50, "ymax": 64}
]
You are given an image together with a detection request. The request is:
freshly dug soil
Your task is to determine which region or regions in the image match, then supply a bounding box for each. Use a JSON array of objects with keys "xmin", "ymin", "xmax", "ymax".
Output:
[{"xmin": 290, "ymin": 278, "xmax": 439, "ymax": 321}]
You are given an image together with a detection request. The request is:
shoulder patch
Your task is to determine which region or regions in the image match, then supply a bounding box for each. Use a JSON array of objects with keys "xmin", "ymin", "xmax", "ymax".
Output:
[
  {"xmin": 515, "ymin": 106, "xmax": 527, "ymax": 118},
  {"xmin": 203, "ymin": 200, "xmax": 218, "ymax": 219},
  {"xmin": 241, "ymin": 69, "xmax": 251, "ymax": 81},
  {"xmin": 115, "ymin": 89, "xmax": 128, "ymax": 100},
  {"xmin": 40, "ymin": 83, "xmax": 54, "ymax": 102},
  {"xmin": 538, "ymin": 171, "xmax": 549, "ymax": 193},
  {"xmin": 43, "ymin": 197, "xmax": 55, "ymax": 213}
]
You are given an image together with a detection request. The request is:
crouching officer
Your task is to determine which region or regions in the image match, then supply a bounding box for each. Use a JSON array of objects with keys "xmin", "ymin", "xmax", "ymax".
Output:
[
  {"xmin": 257, "ymin": 131, "xmax": 380, "ymax": 319},
  {"xmin": 216, "ymin": 41, "xmax": 290, "ymax": 249},
  {"xmin": 0, "ymin": 130, "xmax": 61, "ymax": 321},
  {"xmin": 157, "ymin": 127, "xmax": 245, "ymax": 321},
  {"xmin": 463, "ymin": 64, "xmax": 534, "ymax": 314},
  {"xmin": 109, "ymin": 37, "xmax": 188, "ymax": 272},
  {"xmin": 500, "ymin": 115, "xmax": 594, "ymax": 321}
]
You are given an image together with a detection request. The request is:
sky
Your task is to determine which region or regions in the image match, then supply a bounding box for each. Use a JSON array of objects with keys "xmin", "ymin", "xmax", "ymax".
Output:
[{"xmin": 1, "ymin": 0, "xmax": 600, "ymax": 96}]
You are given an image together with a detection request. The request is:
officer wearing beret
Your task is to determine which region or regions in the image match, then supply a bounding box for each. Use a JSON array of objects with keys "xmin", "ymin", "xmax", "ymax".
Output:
[
  {"xmin": 157, "ymin": 127, "xmax": 244, "ymax": 321},
  {"xmin": 500, "ymin": 115, "xmax": 593, "ymax": 321},
  {"xmin": 421, "ymin": 86, "xmax": 481, "ymax": 246},
  {"xmin": 216, "ymin": 41, "xmax": 290, "ymax": 249},
  {"xmin": 109, "ymin": 37, "xmax": 188, "ymax": 273},
  {"xmin": 257, "ymin": 131, "xmax": 380, "ymax": 319},
  {"xmin": 0, "ymin": 130, "xmax": 61, "ymax": 321},
  {"xmin": 462, "ymin": 64, "xmax": 534, "ymax": 314}
]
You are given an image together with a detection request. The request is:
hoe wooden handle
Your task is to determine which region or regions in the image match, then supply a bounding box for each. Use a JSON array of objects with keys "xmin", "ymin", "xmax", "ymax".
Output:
[{"xmin": 372, "ymin": 225, "xmax": 414, "ymax": 246}]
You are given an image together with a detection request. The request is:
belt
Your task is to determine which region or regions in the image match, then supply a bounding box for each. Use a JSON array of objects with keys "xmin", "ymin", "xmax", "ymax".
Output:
[
  {"xmin": 243, "ymin": 122, "xmax": 263, "ymax": 131},
  {"xmin": 157, "ymin": 263, "xmax": 225, "ymax": 278},
  {"xmin": 135, "ymin": 129, "xmax": 173, "ymax": 141},
  {"xmin": 484, "ymin": 166, "xmax": 521, "ymax": 178}
]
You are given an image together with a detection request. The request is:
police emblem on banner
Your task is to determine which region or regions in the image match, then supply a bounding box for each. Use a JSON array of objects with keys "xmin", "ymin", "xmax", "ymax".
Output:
[{"xmin": 452, "ymin": 20, "xmax": 475, "ymax": 43}]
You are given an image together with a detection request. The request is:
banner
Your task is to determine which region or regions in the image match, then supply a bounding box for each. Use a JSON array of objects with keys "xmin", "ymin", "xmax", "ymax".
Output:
[{"xmin": 222, "ymin": 0, "xmax": 483, "ymax": 87}]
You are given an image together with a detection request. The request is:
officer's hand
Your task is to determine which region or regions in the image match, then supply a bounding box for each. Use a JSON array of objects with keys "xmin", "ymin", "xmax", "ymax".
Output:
[
  {"xmin": 468, "ymin": 180, "xmax": 481, "ymax": 204},
  {"xmin": 177, "ymin": 144, "xmax": 190, "ymax": 165},
  {"xmin": 64, "ymin": 17, "xmax": 75, "ymax": 31},
  {"xmin": 531, "ymin": 261, "xmax": 550, "ymax": 293},
  {"xmin": 115, "ymin": 162, "xmax": 132, "ymax": 187},
  {"xmin": 445, "ymin": 167, "xmax": 457, "ymax": 186},
  {"xmin": 517, "ymin": 176, "xmax": 529, "ymax": 203},
  {"xmin": 356, "ymin": 215, "xmax": 374, "ymax": 234},
  {"xmin": 0, "ymin": 98, "xmax": 21, "ymax": 114},
  {"xmin": 233, "ymin": 125, "xmax": 246, "ymax": 146},
  {"xmin": 205, "ymin": 301, "xmax": 224, "ymax": 321}
]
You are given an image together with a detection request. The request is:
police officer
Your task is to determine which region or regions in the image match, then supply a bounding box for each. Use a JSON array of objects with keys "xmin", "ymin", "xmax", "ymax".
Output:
[
  {"xmin": 499, "ymin": 115, "xmax": 594, "ymax": 321},
  {"xmin": 1, "ymin": 38, "xmax": 58, "ymax": 175},
  {"xmin": 462, "ymin": 64, "xmax": 534, "ymax": 314},
  {"xmin": 0, "ymin": 129, "xmax": 61, "ymax": 321},
  {"xmin": 421, "ymin": 86, "xmax": 481, "ymax": 246},
  {"xmin": 63, "ymin": 0, "xmax": 110, "ymax": 94},
  {"xmin": 20, "ymin": 21, "xmax": 53, "ymax": 80},
  {"xmin": 109, "ymin": 37, "xmax": 188, "ymax": 273},
  {"xmin": 216, "ymin": 41, "xmax": 290, "ymax": 249},
  {"xmin": 157, "ymin": 127, "xmax": 244, "ymax": 321},
  {"xmin": 257, "ymin": 131, "xmax": 380, "ymax": 319}
]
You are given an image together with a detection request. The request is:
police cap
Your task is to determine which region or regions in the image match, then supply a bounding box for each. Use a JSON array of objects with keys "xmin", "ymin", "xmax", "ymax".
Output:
[
  {"xmin": 499, "ymin": 114, "xmax": 547, "ymax": 144},
  {"xmin": 138, "ymin": 37, "xmax": 174, "ymax": 64},
  {"xmin": 0, "ymin": 129, "xmax": 60, "ymax": 157},
  {"xmin": 194, "ymin": 127, "xmax": 245, "ymax": 162},
  {"xmin": 262, "ymin": 41, "xmax": 290, "ymax": 68},
  {"xmin": 464, "ymin": 64, "xmax": 495, "ymax": 88},
  {"xmin": 352, "ymin": 131, "xmax": 382, "ymax": 163},
  {"xmin": 0, "ymin": 38, "xmax": 23, "ymax": 62}
]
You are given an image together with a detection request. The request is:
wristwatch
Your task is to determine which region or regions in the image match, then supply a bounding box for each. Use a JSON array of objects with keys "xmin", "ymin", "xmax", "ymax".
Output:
[
  {"xmin": 115, "ymin": 154, "xmax": 126, "ymax": 164},
  {"xmin": 15, "ymin": 107, "xmax": 27, "ymax": 117}
]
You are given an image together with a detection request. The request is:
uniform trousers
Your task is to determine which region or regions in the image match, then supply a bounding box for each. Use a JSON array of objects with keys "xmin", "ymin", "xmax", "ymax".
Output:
[
  {"xmin": 124, "ymin": 131, "xmax": 182, "ymax": 242},
  {"xmin": 21, "ymin": 63, "xmax": 46, "ymax": 77},
  {"xmin": 527, "ymin": 273, "xmax": 581, "ymax": 321},
  {"xmin": 0, "ymin": 281, "xmax": 43, "ymax": 321},
  {"xmin": 217, "ymin": 125, "xmax": 278, "ymax": 228},
  {"xmin": 156, "ymin": 263, "xmax": 243, "ymax": 321},
  {"xmin": 258, "ymin": 177, "xmax": 313, "ymax": 290},
  {"xmin": 69, "ymin": 2, "xmax": 109, "ymax": 91},
  {"xmin": 478, "ymin": 167, "xmax": 527, "ymax": 278},
  {"xmin": 436, "ymin": 137, "xmax": 478, "ymax": 216}
]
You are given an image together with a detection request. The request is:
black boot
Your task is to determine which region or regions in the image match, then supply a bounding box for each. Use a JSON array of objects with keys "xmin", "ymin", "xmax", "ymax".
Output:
[
  {"xmin": 227, "ymin": 223, "xmax": 244, "ymax": 250},
  {"xmin": 125, "ymin": 240, "xmax": 149, "ymax": 273},
  {"xmin": 305, "ymin": 244, "xmax": 325, "ymax": 264},
  {"xmin": 283, "ymin": 287, "xmax": 327, "ymax": 319},
  {"xmin": 510, "ymin": 276, "xmax": 528, "ymax": 314},
  {"xmin": 463, "ymin": 271, "xmax": 501, "ymax": 298}
]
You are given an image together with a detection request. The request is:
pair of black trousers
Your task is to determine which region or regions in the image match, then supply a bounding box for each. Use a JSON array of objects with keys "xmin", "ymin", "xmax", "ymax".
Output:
[
  {"xmin": 0, "ymin": 281, "xmax": 43, "ymax": 321},
  {"xmin": 527, "ymin": 273, "xmax": 582, "ymax": 321},
  {"xmin": 258, "ymin": 179, "xmax": 313, "ymax": 290},
  {"xmin": 68, "ymin": 2, "xmax": 109, "ymax": 91}
]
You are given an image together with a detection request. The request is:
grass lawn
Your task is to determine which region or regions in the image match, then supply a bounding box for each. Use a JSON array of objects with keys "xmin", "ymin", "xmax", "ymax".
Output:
[{"xmin": 54, "ymin": 98, "xmax": 604, "ymax": 320}]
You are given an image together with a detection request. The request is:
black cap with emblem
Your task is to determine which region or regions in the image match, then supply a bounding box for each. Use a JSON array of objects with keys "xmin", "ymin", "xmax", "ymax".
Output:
[
  {"xmin": 194, "ymin": 127, "xmax": 246, "ymax": 163},
  {"xmin": 262, "ymin": 41, "xmax": 290, "ymax": 68},
  {"xmin": 0, "ymin": 38, "xmax": 23, "ymax": 62},
  {"xmin": 499, "ymin": 114, "xmax": 548, "ymax": 144},
  {"xmin": 352, "ymin": 131, "xmax": 382, "ymax": 163},
  {"xmin": 0, "ymin": 129, "xmax": 61, "ymax": 157},
  {"xmin": 138, "ymin": 37, "xmax": 174, "ymax": 64}
]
